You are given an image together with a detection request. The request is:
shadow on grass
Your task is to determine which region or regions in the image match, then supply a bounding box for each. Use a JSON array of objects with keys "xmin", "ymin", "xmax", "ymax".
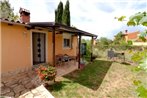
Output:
[
  {"xmin": 46, "ymin": 80, "xmax": 72, "ymax": 91},
  {"xmin": 63, "ymin": 60, "xmax": 112, "ymax": 90},
  {"xmin": 46, "ymin": 81, "xmax": 65, "ymax": 91},
  {"xmin": 121, "ymin": 61, "xmax": 131, "ymax": 65}
]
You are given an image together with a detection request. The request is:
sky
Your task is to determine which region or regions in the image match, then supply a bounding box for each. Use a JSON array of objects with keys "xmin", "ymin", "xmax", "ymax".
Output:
[{"xmin": 9, "ymin": 0, "xmax": 147, "ymax": 39}]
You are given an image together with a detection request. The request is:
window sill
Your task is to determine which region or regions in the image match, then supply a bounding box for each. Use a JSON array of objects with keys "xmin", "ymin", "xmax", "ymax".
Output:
[{"xmin": 63, "ymin": 47, "xmax": 72, "ymax": 50}]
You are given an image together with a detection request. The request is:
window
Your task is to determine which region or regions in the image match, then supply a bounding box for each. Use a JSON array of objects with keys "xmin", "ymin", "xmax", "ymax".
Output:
[
  {"xmin": 63, "ymin": 33, "xmax": 72, "ymax": 49},
  {"xmin": 64, "ymin": 38, "xmax": 70, "ymax": 48}
]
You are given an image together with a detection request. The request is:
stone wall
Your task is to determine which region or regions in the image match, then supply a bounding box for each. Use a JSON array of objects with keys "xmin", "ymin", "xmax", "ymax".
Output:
[{"xmin": 1, "ymin": 67, "xmax": 42, "ymax": 98}]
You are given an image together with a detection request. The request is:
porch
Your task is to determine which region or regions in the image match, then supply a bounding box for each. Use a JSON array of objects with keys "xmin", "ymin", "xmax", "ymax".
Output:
[
  {"xmin": 56, "ymin": 61, "xmax": 78, "ymax": 76},
  {"xmin": 28, "ymin": 22, "xmax": 97, "ymax": 68}
]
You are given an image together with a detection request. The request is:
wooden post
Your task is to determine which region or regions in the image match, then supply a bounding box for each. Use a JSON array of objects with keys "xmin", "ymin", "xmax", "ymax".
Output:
[
  {"xmin": 78, "ymin": 34, "xmax": 81, "ymax": 69},
  {"xmin": 52, "ymin": 27, "xmax": 55, "ymax": 66},
  {"xmin": 91, "ymin": 36, "xmax": 94, "ymax": 62}
]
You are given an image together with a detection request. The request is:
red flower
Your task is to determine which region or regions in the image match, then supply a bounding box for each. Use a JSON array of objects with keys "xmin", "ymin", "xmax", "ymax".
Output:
[{"xmin": 35, "ymin": 65, "xmax": 56, "ymax": 81}]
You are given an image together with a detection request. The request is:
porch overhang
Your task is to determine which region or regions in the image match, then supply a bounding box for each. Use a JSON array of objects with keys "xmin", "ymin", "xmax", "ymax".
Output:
[
  {"xmin": 28, "ymin": 22, "xmax": 97, "ymax": 68},
  {"xmin": 28, "ymin": 22, "xmax": 97, "ymax": 38}
]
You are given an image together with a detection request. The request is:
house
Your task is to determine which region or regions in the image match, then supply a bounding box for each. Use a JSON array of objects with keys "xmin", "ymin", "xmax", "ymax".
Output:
[
  {"xmin": 122, "ymin": 30, "xmax": 147, "ymax": 46},
  {"xmin": 0, "ymin": 8, "xmax": 97, "ymax": 75}
]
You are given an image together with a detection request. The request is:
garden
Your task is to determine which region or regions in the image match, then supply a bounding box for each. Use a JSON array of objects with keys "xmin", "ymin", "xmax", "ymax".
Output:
[
  {"xmin": 45, "ymin": 59, "xmax": 146, "ymax": 98},
  {"xmin": 44, "ymin": 11, "xmax": 147, "ymax": 98}
]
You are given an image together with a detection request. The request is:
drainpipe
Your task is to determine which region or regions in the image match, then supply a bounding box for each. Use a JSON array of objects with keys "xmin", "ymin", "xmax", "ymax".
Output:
[
  {"xmin": 52, "ymin": 27, "xmax": 55, "ymax": 66},
  {"xmin": 78, "ymin": 34, "xmax": 81, "ymax": 69},
  {"xmin": 91, "ymin": 36, "xmax": 94, "ymax": 62}
]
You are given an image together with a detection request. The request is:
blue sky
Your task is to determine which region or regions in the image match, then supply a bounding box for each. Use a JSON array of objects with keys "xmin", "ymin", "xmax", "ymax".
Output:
[{"xmin": 9, "ymin": 0, "xmax": 147, "ymax": 39}]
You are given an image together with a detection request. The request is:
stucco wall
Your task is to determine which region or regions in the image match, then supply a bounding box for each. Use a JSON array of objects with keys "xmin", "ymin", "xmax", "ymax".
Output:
[
  {"xmin": 1, "ymin": 22, "xmax": 78, "ymax": 73},
  {"xmin": 1, "ymin": 23, "xmax": 31, "ymax": 73},
  {"xmin": 133, "ymin": 42, "xmax": 147, "ymax": 46},
  {"xmin": 55, "ymin": 34, "xmax": 78, "ymax": 56},
  {"xmin": 0, "ymin": 23, "xmax": 2, "ymax": 71},
  {"xmin": 47, "ymin": 32, "xmax": 53, "ymax": 64},
  {"xmin": 48, "ymin": 33, "xmax": 78, "ymax": 65}
]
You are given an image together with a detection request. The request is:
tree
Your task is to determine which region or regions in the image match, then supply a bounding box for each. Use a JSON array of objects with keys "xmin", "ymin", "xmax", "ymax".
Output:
[
  {"xmin": 95, "ymin": 37, "xmax": 112, "ymax": 50},
  {"xmin": 127, "ymin": 11, "xmax": 147, "ymax": 42},
  {"xmin": 81, "ymin": 39, "xmax": 91, "ymax": 57},
  {"xmin": 127, "ymin": 12, "xmax": 147, "ymax": 27},
  {"xmin": 55, "ymin": 9, "xmax": 58, "ymax": 23},
  {"xmin": 117, "ymin": 12, "xmax": 147, "ymax": 98},
  {"xmin": 113, "ymin": 31, "xmax": 124, "ymax": 45},
  {"xmin": 55, "ymin": 1, "xmax": 63, "ymax": 24},
  {"xmin": 0, "ymin": 0, "xmax": 19, "ymax": 21},
  {"xmin": 62, "ymin": 0, "xmax": 70, "ymax": 26},
  {"xmin": 116, "ymin": 12, "xmax": 147, "ymax": 41}
]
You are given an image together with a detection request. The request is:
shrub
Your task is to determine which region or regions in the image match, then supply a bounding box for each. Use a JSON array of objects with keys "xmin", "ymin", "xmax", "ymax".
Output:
[{"xmin": 35, "ymin": 65, "xmax": 56, "ymax": 81}]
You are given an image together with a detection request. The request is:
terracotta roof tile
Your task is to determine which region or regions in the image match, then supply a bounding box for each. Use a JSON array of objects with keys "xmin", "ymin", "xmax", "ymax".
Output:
[
  {"xmin": 126, "ymin": 31, "xmax": 139, "ymax": 40},
  {"xmin": 0, "ymin": 18, "xmax": 25, "ymax": 24},
  {"xmin": 19, "ymin": 7, "xmax": 30, "ymax": 13}
]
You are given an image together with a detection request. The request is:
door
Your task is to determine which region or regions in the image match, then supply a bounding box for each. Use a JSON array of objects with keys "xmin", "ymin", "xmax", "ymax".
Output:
[{"xmin": 32, "ymin": 32, "xmax": 46, "ymax": 65}]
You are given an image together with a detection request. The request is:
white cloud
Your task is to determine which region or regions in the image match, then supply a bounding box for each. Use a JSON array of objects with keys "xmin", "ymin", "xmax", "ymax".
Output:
[{"xmin": 9, "ymin": 0, "xmax": 147, "ymax": 39}]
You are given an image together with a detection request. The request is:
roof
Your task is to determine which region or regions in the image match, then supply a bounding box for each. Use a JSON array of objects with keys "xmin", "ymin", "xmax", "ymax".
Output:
[
  {"xmin": 0, "ymin": 18, "xmax": 97, "ymax": 38},
  {"xmin": 123, "ymin": 31, "xmax": 139, "ymax": 40},
  {"xmin": 19, "ymin": 7, "xmax": 30, "ymax": 14},
  {"xmin": 127, "ymin": 31, "xmax": 139, "ymax": 40},
  {"xmin": 0, "ymin": 18, "xmax": 29, "ymax": 26},
  {"xmin": 123, "ymin": 31, "xmax": 147, "ymax": 42},
  {"xmin": 28, "ymin": 22, "xmax": 97, "ymax": 37}
]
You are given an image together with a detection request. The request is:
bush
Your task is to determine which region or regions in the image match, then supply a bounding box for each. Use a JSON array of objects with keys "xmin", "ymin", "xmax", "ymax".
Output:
[{"xmin": 35, "ymin": 65, "xmax": 56, "ymax": 81}]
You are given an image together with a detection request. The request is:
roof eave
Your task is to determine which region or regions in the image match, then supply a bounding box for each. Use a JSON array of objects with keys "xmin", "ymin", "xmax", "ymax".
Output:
[
  {"xmin": 29, "ymin": 22, "xmax": 97, "ymax": 37},
  {"xmin": 0, "ymin": 19, "xmax": 30, "ymax": 27}
]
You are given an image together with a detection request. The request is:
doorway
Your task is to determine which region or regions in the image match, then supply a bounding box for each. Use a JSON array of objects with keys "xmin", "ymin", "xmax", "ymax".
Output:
[{"xmin": 32, "ymin": 32, "xmax": 46, "ymax": 65}]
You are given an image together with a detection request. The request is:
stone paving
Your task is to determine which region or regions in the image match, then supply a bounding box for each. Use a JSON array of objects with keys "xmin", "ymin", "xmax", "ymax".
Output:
[
  {"xmin": 19, "ymin": 85, "xmax": 54, "ymax": 98},
  {"xmin": 1, "ymin": 61, "xmax": 78, "ymax": 98},
  {"xmin": 56, "ymin": 61, "xmax": 78, "ymax": 76},
  {"xmin": 1, "ymin": 69, "xmax": 55, "ymax": 98}
]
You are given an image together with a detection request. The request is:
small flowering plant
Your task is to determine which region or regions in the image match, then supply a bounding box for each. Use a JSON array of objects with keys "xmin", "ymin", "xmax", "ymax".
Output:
[{"xmin": 35, "ymin": 65, "xmax": 56, "ymax": 81}]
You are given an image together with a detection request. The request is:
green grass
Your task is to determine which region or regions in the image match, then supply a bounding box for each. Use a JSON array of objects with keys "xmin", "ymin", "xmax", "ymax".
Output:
[
  {"xmin": 47, "ymin": 60, "xmax": 147, "ymax": 98},
  {"xmin": 64, "ymin": 60, "xmax": 112, "ymax": 90}
]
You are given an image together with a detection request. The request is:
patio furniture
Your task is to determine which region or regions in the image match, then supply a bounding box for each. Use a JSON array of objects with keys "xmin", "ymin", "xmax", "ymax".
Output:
[
  {"xmin": 55, "ymin": 54, "xmax": 70, "ymax": 66},
  {"xmin": 55, "ymin": 54, "xmax": 64, "ymax": 66},
  {"xmin": 69, "ymin": 56, "xmax": 77, "ymax": 65},
  {"xmin": 55, "ymin": 54, "xmax": 77, "ymax": 66},
  {"xmin": 107, "ymin": 49, "xmax": 115, "ymax": 60},
  {"xmin": 62, "ymin": 54, "xmax": 71, "ymax": 65},
  {"xmin": 114, "ymin": 52, "xmax": 125, "ymax": 62}
]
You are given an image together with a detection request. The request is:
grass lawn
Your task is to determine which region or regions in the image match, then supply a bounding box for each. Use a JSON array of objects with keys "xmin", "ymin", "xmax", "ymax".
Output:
[{"xmin": 46, "ymin": 60, "xmax": 147, "ymax": 98}]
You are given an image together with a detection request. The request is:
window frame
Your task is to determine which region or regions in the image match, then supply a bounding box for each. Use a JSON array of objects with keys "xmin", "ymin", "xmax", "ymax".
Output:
[
  {"xmin": 63, "ymin": 38, "xmax": 70, "ymax": 48},
  {"xmin": 62, "ymin": 33, "xmax": 72, "ymax": 49}
]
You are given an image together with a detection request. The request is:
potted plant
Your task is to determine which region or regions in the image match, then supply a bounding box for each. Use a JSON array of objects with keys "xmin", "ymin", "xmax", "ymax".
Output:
[{"xmin": 35, "ymin": 65, "xmax": 57, "ymax": 83}]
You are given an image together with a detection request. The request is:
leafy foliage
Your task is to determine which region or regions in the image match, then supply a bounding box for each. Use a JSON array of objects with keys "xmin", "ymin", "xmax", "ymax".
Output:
[
  {"xmin": 96, "ymin": 37, "xmax": 113, "ymax": 50},
  {"xmin": 55, "ymin": 0, "xmax": 71, "ymax": 26},
  {"xmin": 0, "ymin": 0, "xmax": 19, "ymax": 21},
  {"xmin": 127, "ymin": 40, "xmax": 133, "ymax": 45},
  {"xmin": 117, "ymin": 16, "xmax": 126, "ymax": 21},
  {"xmin": 127, "ymin": 11, "xmax": 147, "ymax": 98},
  {"xmin": 127, "ymin": 12, "xmax": 147, "ymax": 26},
  {"xmin": 136, "ymin": 86, "xmax": 147, "ymax": 98},
  {"xmin": 81, "ymin": 39, "xmax": 91, "ymax": 57},
  {"xmin": 55, "ymin": 9, "xmax": 58, "ymax": 23},
  {"xmin": 55, "ymin": 1, "xmax": 63, "ymax": 23},
  {"xmin": 113, "ymin": 31, "xmax": 124, "ymax": 45},
  {"xmin": 99, "ymin": 37, "xmax": 112, "ymax": 46},
  {"xmin": 139, "ymin": 30, "xmax": 147, "ymax": 42},
  {"xmin": 112, "ymin": 31, "xmax": 131, "ymax": 50},
  {"xmin": 133, "ymin": 80, "xmax": 142, "ymax": 86},
  {"xmin": 36, "ymin": 65, "xmax": 56, "ymax": 81},
  {"xmin": 131, "ymin": 50, "xmax": 146, "ymax": 63},
  {"xmin": 116, "ymin": 11, "xmax": 147, "ymax": 98},
  {"xmin": 62, "ymin": 0, "xmax": 70, "ymax": 26}
]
